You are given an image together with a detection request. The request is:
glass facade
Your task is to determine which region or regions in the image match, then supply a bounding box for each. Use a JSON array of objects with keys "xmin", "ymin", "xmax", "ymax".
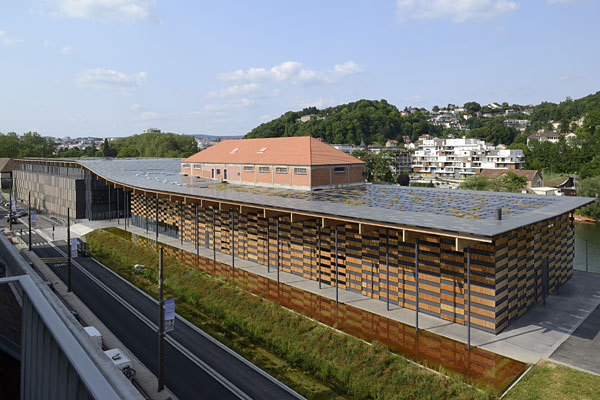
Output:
[
  {"xmin": 131, "ymin": 214, "xmax": 180, "ymax": 238},
  {"xmin": 85, "ymin": 174, "xmax": 129, "ymax": 221}
]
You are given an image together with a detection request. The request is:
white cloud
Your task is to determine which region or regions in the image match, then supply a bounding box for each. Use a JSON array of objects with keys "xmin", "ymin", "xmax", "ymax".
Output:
[
  {"xmin": 76, "ymin": 68, "xmax": 148, "ymax": 93},
  {"xmin": 290, "ymin": 97, "xmax": 338, "ymax": 110},
  {"xmin": 218, "ymin": 61, "xmax": 363, "ymax": 85},
  {"xmin": 44, "ymin": 0, "xmax": 155, "ymax": 22},
  {"xmin": 43, "ymin": 39, "xmax": 56, "ymax": 48},
  {"xmin": 204, "ymin": 98, "xmax": 255, "ymax": 112},
  {"xmin": 138, "ymin": 111, "xmax": 164, "ymax": 120},
  {"xmin": 207, "ymin": 83, "xmax": 260, "ymax": 98},
  {"xmin": 396, "ymin": 0, "xmax": 518, "ymax": 23},
  {"xmin": 0, "ymin": 30, "xmax": 24, "ymax": 46},
  {"xmin": 59, "ymin": 45, "xmax": 72, "ymax": 55},
  {"xmin": 130, "ymin": 103, "xmax": 145, "ymax": 110}
]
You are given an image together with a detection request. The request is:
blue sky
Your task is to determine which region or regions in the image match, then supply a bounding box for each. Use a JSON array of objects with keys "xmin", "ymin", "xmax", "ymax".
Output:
[{"xmin": 0, "ymin": 0, "xmax": 598, "ymax": 138}]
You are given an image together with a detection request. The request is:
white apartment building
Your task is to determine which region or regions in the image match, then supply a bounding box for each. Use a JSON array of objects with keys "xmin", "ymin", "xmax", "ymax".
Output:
[{"xmin": 412, "ymin": 138, "xmax": 523, "ymax": 179}]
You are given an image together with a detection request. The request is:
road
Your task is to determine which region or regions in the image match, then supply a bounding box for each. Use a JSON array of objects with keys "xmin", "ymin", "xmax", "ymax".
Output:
[{"xmin": 1, "ymin": 207, "xmax": 301, "ymax": 400}]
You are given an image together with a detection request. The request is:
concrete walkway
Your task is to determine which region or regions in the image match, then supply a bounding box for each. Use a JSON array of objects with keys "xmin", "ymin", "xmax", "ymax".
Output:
[{"xmin": 56, "ymin": 218, "xmax": 600, "ymax": 367}]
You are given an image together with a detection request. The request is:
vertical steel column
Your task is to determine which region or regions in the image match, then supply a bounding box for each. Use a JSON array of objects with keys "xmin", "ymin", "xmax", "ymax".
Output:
[
  {"xmin": 180, "ymin": 202, "xmax": 184, "ymax": 245},
  {"xmin": 276, "ymin": 218, "xmax": 280, "ymax": 284},
  {"xmin": 212, "ymin": 208, "xmax": 216, "ymax": 268},
  {"xmin": 317, "ymin": 223, "xmax": 321, "ymax": 289},
  {"xmin": 195, "ymin": 203, "xmax": 199, "ymax": 256},
  {"xmin": 155, "ymin": 194, "xmax": 159, "ymax": 243},
  {"xmin": 117, "ymin": 189, "xmax": 120, "ymax": 225},
  {"xmin": 157, "ymin": 248, "xmax": 165, "ymax": 392},
  {"xmin": 145, "ymin": 196, "xmax": 149, "ymax": 234},
  {"xmin": 231, "ymin": 209, "xmax": 235, "ymax": 270},
  {"xmin": 67, "ymin": 208, "xmax": 72, "ymax": 292},
  {"xmin": 415, "ymin": 238, "xmax": 419, "ymax": 332},
  {"xmin": 466, "ymin": 246, "xmax": 471, "ymax": 350},
  {"xmin": 124, "ymin": 191, "xmax": 128, "ymax": 232},
  {"xmin": 585, "ymin": 239, "xmax": 588, "ymax": 272},
  {"xmin": 386, "ymin": 228, "xmax": 390, "ymax": 311},
  {"xmin": 107, "ymin": 184, "xmax": 111, "ymax": 221},
  {"xmin": 335, "ymin": 226, "xmax": 339, "ymax": 304},
  {"xmin": 28, "ymin": 191, "xmax": 32, "ymax": 251},
  {"xmin": 266, "ymin": 218, "xmax": 270, "ymax": 273}
]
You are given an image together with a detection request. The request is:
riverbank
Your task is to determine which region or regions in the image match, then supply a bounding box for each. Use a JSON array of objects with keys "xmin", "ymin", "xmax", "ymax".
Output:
[{"xmin": 86, "ymin": 228, "xmax": 490, "ymax": 399}]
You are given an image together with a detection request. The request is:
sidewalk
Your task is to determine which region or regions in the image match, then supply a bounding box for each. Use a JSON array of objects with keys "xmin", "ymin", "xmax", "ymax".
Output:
[{"xmin": 70, "ymin": 218, "xmax": 600, "ymax": 366}]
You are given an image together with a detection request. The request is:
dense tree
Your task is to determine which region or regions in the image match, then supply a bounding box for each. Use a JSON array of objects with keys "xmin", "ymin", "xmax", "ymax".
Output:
[
  {"xmin": 577, "ymin": 176, "xmax": 600, "ymax": 219},
  {"xmin": 0, "ymin": 132, "xmax": 20, "ymax": 158},
  {"xmin": 18, "ymin": 132, "xmax": 55, "ymax": 157},
  {"xmin": 463, "ymin": 102, "xmax": 481, "ymax": 113},
  {"xmin": 110, "ymin": 132, "xmax": 197, "ymax": 158},
  {"xmin": 245, "ymin": 99, "xmax": 443, "ymax": 145},
  {"xmin": 460, "ymin": 172, "xmax": 527, "ymax": 193},
  {"xmin": 351, "ymin": 149, "xmax": 396, "ymax": 183}
]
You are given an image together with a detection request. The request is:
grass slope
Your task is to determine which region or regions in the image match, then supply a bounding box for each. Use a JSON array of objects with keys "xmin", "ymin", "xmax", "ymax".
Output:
[
  {"xmin": 505, "ymin": 360, "xmax": 600, "ymax": 400},
  {"xmin": 85, "ymin": 229, "xmax": 489, "ymax": 400}
]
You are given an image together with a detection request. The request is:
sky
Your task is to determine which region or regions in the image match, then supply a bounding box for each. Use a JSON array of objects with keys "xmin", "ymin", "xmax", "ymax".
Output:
[{"xmin": 0, "ymin": 0, "xmax": 599, "ymax": 138}]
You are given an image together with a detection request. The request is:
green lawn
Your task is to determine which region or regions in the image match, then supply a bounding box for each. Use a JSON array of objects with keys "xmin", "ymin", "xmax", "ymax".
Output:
[{"xmin": 505, "ymin": 360, "xmax": 600, "ymax": 400}]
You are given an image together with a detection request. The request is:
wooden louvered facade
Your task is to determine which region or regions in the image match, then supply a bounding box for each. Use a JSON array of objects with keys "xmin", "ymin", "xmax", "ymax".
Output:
[{"xmin": 130, "ymin": 193, "xmax": 574, "ymax": 334}]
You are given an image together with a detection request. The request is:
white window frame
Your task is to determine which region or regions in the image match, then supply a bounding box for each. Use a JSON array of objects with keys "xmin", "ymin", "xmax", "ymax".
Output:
[
  {"xmin": 333, "ymin": 166, "xmax": 346, "ymax": 174},
  {"xmin": 276, "ymin": 167, "xmax": 288, "ymax": 174},
  {"xmin": 182, "ymin": 163, "xmax": 190, "ymax": 169},
  {"xmin": 243, "ymin": 166, "xmax": 254, "ymax": 172},
  {"xmin": 294, "ymin": 167, "xmax": 307, "ymax": 175},
  {"xmin": 259, "ymin": 166, "xmax": 270, "ymax": 173}
]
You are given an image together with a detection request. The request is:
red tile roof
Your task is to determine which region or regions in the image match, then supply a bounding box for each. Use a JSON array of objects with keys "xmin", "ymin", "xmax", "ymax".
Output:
[
  {"xmin": 183, "ymin": 137, "xmax": 364, "ymax": 166},
  {"xmin": 480, "ymin": 169, "xmax": 539, "ymax": 181}
]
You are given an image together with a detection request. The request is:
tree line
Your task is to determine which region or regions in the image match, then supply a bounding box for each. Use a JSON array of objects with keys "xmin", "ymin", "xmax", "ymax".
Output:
[{"xmin": 0, "ymin": 132, "xmax": 55, "ymax": 158}]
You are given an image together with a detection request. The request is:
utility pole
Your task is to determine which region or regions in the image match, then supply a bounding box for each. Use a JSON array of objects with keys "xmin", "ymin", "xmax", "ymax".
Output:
[
  {"xmin": 28, "ymin": 191, "xmax": 32, "ymax": 251},
  {"xmin": 158, "ymin": 248, "xmax": 165, "ymax": 392},
  {"xmin": 9, "ymin": 178, "xmax": 13, "ymax": 230},
  {"xmin": 466, "ymin": 246, "xmax": 471, "ymax": 350},
  {"xmin": 67, "ymin": 208, "xmax": 72, "ymax": 292}
]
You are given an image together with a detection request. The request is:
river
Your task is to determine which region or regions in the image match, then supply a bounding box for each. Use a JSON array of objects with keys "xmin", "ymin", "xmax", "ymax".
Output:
[{"xmin": 574, "ymin": 222, "xmax": 600, "ymax": 273}]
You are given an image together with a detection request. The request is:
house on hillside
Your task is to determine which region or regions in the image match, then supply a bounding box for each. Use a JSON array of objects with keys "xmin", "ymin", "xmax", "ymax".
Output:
[
  {"xmin": 480, "ymin": 169, "xmax": 542, "ymax": 189},
  {"xmin": 526, "ymin": 131, "xmax": 568, "ymax": 146},
  {"xmin": 181, "ymin": 137, "xmax": 366, "ymax": 190}
]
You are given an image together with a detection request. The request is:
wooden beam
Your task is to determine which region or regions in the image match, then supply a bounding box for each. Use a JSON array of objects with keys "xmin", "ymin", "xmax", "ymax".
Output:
[
  {"xmin": 291, "ymin": 213, "xmax": 317, "ymax": 223},
  {"xmin": 264, "ymin": 209, "xmax": 289, "ymax": 218},
  {"xmin": 456, "ymin": 238, "xmax": 480, "ymax": 252},
  {"xmin": 240, "ymin": 205, "xmax": 263, "ymax": 214},
  {"xmin": 220, "ymin": 202, "xmax": 241, "ymax": 212},
  {"xmin": 322, "ymin": 218, "xmax": 347, "ymax": 228},
  {"xmin": 359, "ymin": 223, "xmax": 383, "ymax": 235},
  {"xmin": 201, "ymin": 199, "xmax": 219, "ymax": 209}
]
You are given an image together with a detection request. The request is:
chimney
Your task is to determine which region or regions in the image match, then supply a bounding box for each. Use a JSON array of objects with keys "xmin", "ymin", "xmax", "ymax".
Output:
[{"xmin": 496, "ymin": 208, "xmax": 502, "ymax": 220}]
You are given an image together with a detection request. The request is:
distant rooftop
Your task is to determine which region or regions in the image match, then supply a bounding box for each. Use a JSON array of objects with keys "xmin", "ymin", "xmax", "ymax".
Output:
[{"xmin": 20, "ymin": 158, "xmax": 595, "ymax": 238}]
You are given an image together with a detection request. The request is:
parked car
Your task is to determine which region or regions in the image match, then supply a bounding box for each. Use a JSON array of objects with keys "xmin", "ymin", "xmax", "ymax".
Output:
[{"xmin": 77, "ymin": 239, "xmax": 90, "ymax": 257}]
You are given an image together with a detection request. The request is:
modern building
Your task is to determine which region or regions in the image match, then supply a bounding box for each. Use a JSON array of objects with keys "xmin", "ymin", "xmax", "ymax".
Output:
[
  {"xmin": 367, "ymin": 146, "xmax": 412, "ymax": 174},
  {"xmin": 181, "ymin": 137, "xmax": 366, "ymax": 191},
  {"xmin": 503, "ymin": 119, "xmax": 531, "ymax": 133},
  {"xmin": 14, "ymin": 157, "xmax": 594, "ymax": 333},
  {"xmin": 142, "ymin": 128, "xmax": 161, "ymax": 134},
  {"xmin": 412, "ymin": 138, "xmax": 524, "ymax": 179}
]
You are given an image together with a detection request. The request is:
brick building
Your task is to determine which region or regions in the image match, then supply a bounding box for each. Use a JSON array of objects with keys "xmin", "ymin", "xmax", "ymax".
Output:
[{"xmin": 181, "ymin": 137, "xmax": 366, "ymax": 190}]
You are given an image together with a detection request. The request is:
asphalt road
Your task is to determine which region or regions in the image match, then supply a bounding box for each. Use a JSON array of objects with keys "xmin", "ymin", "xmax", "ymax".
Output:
[{"xmin": 31, "ymin": 238, "xmax": 301, "ymax": 400}]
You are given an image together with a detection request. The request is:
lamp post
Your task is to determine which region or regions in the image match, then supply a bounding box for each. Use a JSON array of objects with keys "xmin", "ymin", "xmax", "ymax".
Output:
[
  {"xmin": 157, "ymin": 248, "xmax": 165, "ymax": 392},
  {"xmin": 28, "ymin": 191, "xmax": 32, "ymax": 251},
  {"xmin": 9, "ymin": 178, "xmax": 13, "ymax": 230},
  {"xmin": 67, "ymin": 208, "xmax": 72, "ymax": 292}
]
